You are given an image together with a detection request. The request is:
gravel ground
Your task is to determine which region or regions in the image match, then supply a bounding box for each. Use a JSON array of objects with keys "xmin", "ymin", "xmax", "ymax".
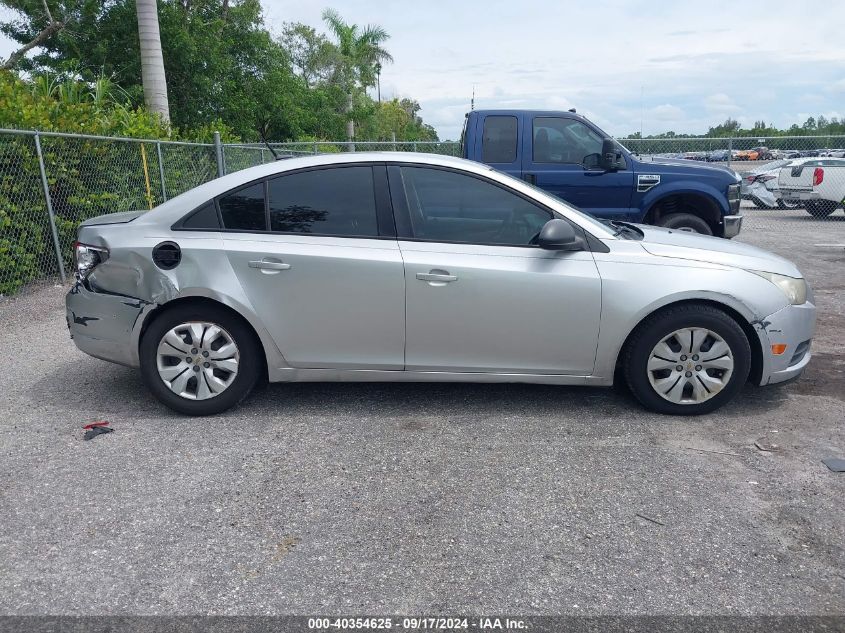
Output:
[{"xmin": 0, "ymin": 205, "xmax": 843, "ymax": 615}]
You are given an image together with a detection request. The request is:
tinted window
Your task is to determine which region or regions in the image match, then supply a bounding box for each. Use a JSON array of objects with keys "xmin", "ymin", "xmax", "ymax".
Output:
[
  {"xmin": 268, "ymin": 166, "xmax": 378, "ymax": 236},
  {"xmin": 219, "ymin": 183, "xmax": 266, "ymax": 231},
  {"xmin": 533, "ymin": 117, "xmax": 603, "ymax": 165},
  {"xmin": 482, "ymin": 116, "xmax": 518, "ymax": 163},
  {"xmin": 182, "ymin": 202, "xmax": 220, "ymax": 229},
  {"xmin": 400, "ymin": 167, "xmax": 551, "ymax": 246}
]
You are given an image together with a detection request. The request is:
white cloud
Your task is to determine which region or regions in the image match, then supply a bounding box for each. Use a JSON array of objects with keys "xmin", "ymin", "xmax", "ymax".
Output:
[
  {"xmin": 705, "ymin": 93, "xmax": 742, "ymax": 114},
  {"xmin": 651, "ymin": 104, "xmax": 684, "ymax": 121}
]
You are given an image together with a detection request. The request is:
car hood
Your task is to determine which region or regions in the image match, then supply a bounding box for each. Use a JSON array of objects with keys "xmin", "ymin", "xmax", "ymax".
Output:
[
  {"xmin": 637, "ymin": 156, "xmax": 738, "ymax": 178},
  {"xmin": 636, "ymin": 225, "xmax": 802, "ymax": 277}
]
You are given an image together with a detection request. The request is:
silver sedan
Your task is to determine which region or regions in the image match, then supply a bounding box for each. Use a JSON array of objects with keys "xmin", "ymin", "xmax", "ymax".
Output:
[{"xmin": 66, "ymin": 153, "xmax": 816, "ymax": 416}]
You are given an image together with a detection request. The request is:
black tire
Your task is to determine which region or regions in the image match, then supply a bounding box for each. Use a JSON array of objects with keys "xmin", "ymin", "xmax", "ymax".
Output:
[
  {"xmin": 657, "ymin": 212, "xmax": 714, "ymax": 235},
  {"xmin": 623, "ymin": 303, "xmax": 751, "ymax": 416},
  {"xmin": 140, "ymin": 303, "xmax": 261, "ymax": 415},
  {"xmin": 805, "ymin": 200, "xmax": 837, "ymax": 218}
]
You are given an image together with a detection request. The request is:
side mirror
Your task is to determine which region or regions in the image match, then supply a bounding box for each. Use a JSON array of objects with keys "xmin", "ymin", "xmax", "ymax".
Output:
[
  {"xmin": 538, "ymin": 219, "xmax": 584, "ymax": 251},
  {"xmin": 601, "ymin": 138, "xmax": 623, "ymax": 170}
]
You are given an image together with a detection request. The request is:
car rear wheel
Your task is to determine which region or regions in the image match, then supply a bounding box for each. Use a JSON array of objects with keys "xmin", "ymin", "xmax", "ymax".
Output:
[
  {"xmin": 624, "ymin": 303, "xmax": 751, "ymax": 415},
  {"xmin": 657, "ymin": 212, "xmax": 713, "ymax": 235},
  {"xmin": 140, "ymin": 303, "xmax": 261, "ymax": 415},
  {"xmin": 805, "ymin": 200, "xmax": 837, "ymax": 218}
]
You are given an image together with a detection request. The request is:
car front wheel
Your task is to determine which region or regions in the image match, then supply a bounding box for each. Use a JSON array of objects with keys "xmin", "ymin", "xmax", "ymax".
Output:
[
  {"xmin": 140, "ymin": 303, "xmax": 261, "ymax": 415},
  {"xmin": 624, "ymin": 304, "xmax": 751, "ymax": 415}
]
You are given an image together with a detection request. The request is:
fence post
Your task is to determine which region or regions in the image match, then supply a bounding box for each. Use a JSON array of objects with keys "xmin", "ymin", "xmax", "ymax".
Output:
[
  {"xmin": 156, "ymin": 141, "xmax": 167, "ymax": 202},
  {"xmin": 727, "ymin": 137, "xmax": 732, "ymax": 169},
  {"xmin": 413, "ymin": 142, "xmax": 418, "ymax": 152},
  {"xmin": 313, "ymin": 142, "xmax": 318, "ymax": 155},
  {"xmin": 33, "ymin": 132, "xmax": 67, "ymax": 283},
  {"xmin": 213, "ymin": 131, "xmax": 225, "ymax": 177},
  {"xmin": 392, "ymin": 132, "xmax": 397, "ymax": 152}
]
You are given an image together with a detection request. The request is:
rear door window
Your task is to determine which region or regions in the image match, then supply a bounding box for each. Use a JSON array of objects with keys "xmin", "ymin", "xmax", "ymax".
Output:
[
  {"xmin": 482, "ymin": 116, "xmax": 518, "ymax": 163},
  {"xmin": 268, "ymin": 166, "xmax": 379, "ymax": 237},
  {"xmin": 218, "ymin": 183, "xmax": 266, "ymax": 231}
]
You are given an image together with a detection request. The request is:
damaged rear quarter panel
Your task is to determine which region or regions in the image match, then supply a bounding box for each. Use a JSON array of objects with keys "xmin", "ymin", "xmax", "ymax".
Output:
[{"xmin": 74, "ymin": 222, "xmax": 287, "ymax": 370}]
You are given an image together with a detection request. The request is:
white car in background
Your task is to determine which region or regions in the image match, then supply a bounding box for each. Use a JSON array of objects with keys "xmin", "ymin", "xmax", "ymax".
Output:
[
  {"xmin": 778, "ymin": 157, "xmax": 845, "ymax": 217},
  {"xmin": 742, "ymin": 159, "xmax": 798, "ymax": 209}
]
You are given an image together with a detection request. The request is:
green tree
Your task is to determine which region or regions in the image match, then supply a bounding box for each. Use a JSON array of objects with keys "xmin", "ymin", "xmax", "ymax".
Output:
[
  {"xmin": 280, "ymin": 22, "xmax": 336, "ymax": 88},
  {"xmin": 321, "ymin": 7, "xmax": 393, "ymax": 143}
]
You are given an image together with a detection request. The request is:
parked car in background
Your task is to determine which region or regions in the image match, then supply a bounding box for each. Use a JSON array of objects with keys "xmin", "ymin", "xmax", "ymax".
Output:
[
  {"xmin": 778, "ymin": 157, "xmax": 845, "ymax": 217},
  {"xmin": 735, "ymin": 147, "xmax": 771, "ymax": 161},
  {"xmin": 706, "ymin": 149, "xmax": 730, "ymax": 162},
  {"xmin": 66, "ymin": 152, "xmax": 815, "ymax": 416},
  {"xmin": 740, "ymin": 159, "xmax": 800, "ymax": 209},
  {"xmin": 753, "ymin": 146, "xmax": 773, "ymax": 160},
  {"xmin": 462, "ymin": 110, "xmax": 742, "ymax": 236}
]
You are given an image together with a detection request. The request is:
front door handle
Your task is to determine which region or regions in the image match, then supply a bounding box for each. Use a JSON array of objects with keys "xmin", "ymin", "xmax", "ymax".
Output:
[
  {"xmin": 249, "ymin": 259, "xmax": 291, "ymax": 271},
  {"xmin": 416, "ymin": 271, "xmax": 457, "ymax": 283}
]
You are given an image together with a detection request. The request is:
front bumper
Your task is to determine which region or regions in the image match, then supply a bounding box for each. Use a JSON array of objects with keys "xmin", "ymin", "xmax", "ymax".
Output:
[
  {"xmin": 755, "ymin": 300, "xmax": 816, "ymax": 386},
  {"xmin": 723, "ymin": 214, "xmax": 743, "ymax": 238},
  {"xmin": 66, "ymin": 281, "xmax": 148, "ymax": 367}
]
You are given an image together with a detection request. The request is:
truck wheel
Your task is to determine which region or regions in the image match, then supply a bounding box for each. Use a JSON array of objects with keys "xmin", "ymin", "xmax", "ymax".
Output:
[
  {"xmin": 624, "ymin": 303, "xmax": 751, "ymax": 416},
  {"xmin": 805, "ymin": 200, "xmax": 837, "ymax": 218},
  {"xmin": 657, "ymin": 213, "xmax": 713, "ymax": 235}
]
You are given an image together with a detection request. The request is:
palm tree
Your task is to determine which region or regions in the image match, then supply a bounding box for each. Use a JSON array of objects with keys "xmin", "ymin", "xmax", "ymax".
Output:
[
  {"xmin": 135, "ymin": 0, "xmax": 170, "ymax": 124},
  {"xmin": 321, "ymin": 8, "xmax": 393, "ymax": 146}
]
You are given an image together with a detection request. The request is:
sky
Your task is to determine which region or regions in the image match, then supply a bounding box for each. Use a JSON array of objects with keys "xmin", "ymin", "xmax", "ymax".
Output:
[{"xmin": 1, "ymin": 0, "xmax": 843, "ymax": 141}]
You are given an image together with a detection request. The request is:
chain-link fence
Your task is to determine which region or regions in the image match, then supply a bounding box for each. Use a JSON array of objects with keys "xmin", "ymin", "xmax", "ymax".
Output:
[{"xmin": 2, "ymin": 129, "xmax": 844, "ymax": 296}]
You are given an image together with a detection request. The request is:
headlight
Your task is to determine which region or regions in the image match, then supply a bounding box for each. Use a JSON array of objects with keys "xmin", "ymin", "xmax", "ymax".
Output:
[
  {"xmin": 748, "ymin": 270, "xmax": 807, "ymax": 305},
  {"xmin": 73, "ymin": 242, "xmax": 109, "ymax": 280}
]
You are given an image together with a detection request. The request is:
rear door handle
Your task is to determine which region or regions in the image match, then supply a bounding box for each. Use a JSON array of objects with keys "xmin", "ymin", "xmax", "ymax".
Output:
[
  {"xmin": 249, "ymin": 259, "xmax": 291, "ymax": 271},
  {"xmin": 416, "ymin": 272, "xmax": 457, "ymax": 283}
]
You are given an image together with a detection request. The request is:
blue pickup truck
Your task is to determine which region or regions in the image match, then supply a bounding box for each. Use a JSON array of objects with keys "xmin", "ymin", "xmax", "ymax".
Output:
[{"xmin": 461, "ymin": 110, "xmax": 743, "ymax": 237}]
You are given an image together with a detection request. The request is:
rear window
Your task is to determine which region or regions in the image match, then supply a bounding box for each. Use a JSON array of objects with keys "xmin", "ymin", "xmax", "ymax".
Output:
[
  {"xmin": 268, "ymin": 166, "xmax": 378, "ymax": 237},
  {"xmin": 219, "ymin": 183, "xmax": 266, "ymax": 231},
  {"xmin": 482, "ymin": 116, "xmax": 518, "ymax": 163},
  {"xmin": 181, "ymin": 202, "xmax": 220, "ymax": 229}
]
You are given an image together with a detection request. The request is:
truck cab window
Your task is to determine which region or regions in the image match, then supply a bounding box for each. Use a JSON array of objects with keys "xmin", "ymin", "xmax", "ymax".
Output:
[
  {"xmin": 482, "ymin": 116, "xmax": 518, "ymax": 163},
  {"xmin": 533, "ymin": 117, "xmax": 603, "ymax": 165}
]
